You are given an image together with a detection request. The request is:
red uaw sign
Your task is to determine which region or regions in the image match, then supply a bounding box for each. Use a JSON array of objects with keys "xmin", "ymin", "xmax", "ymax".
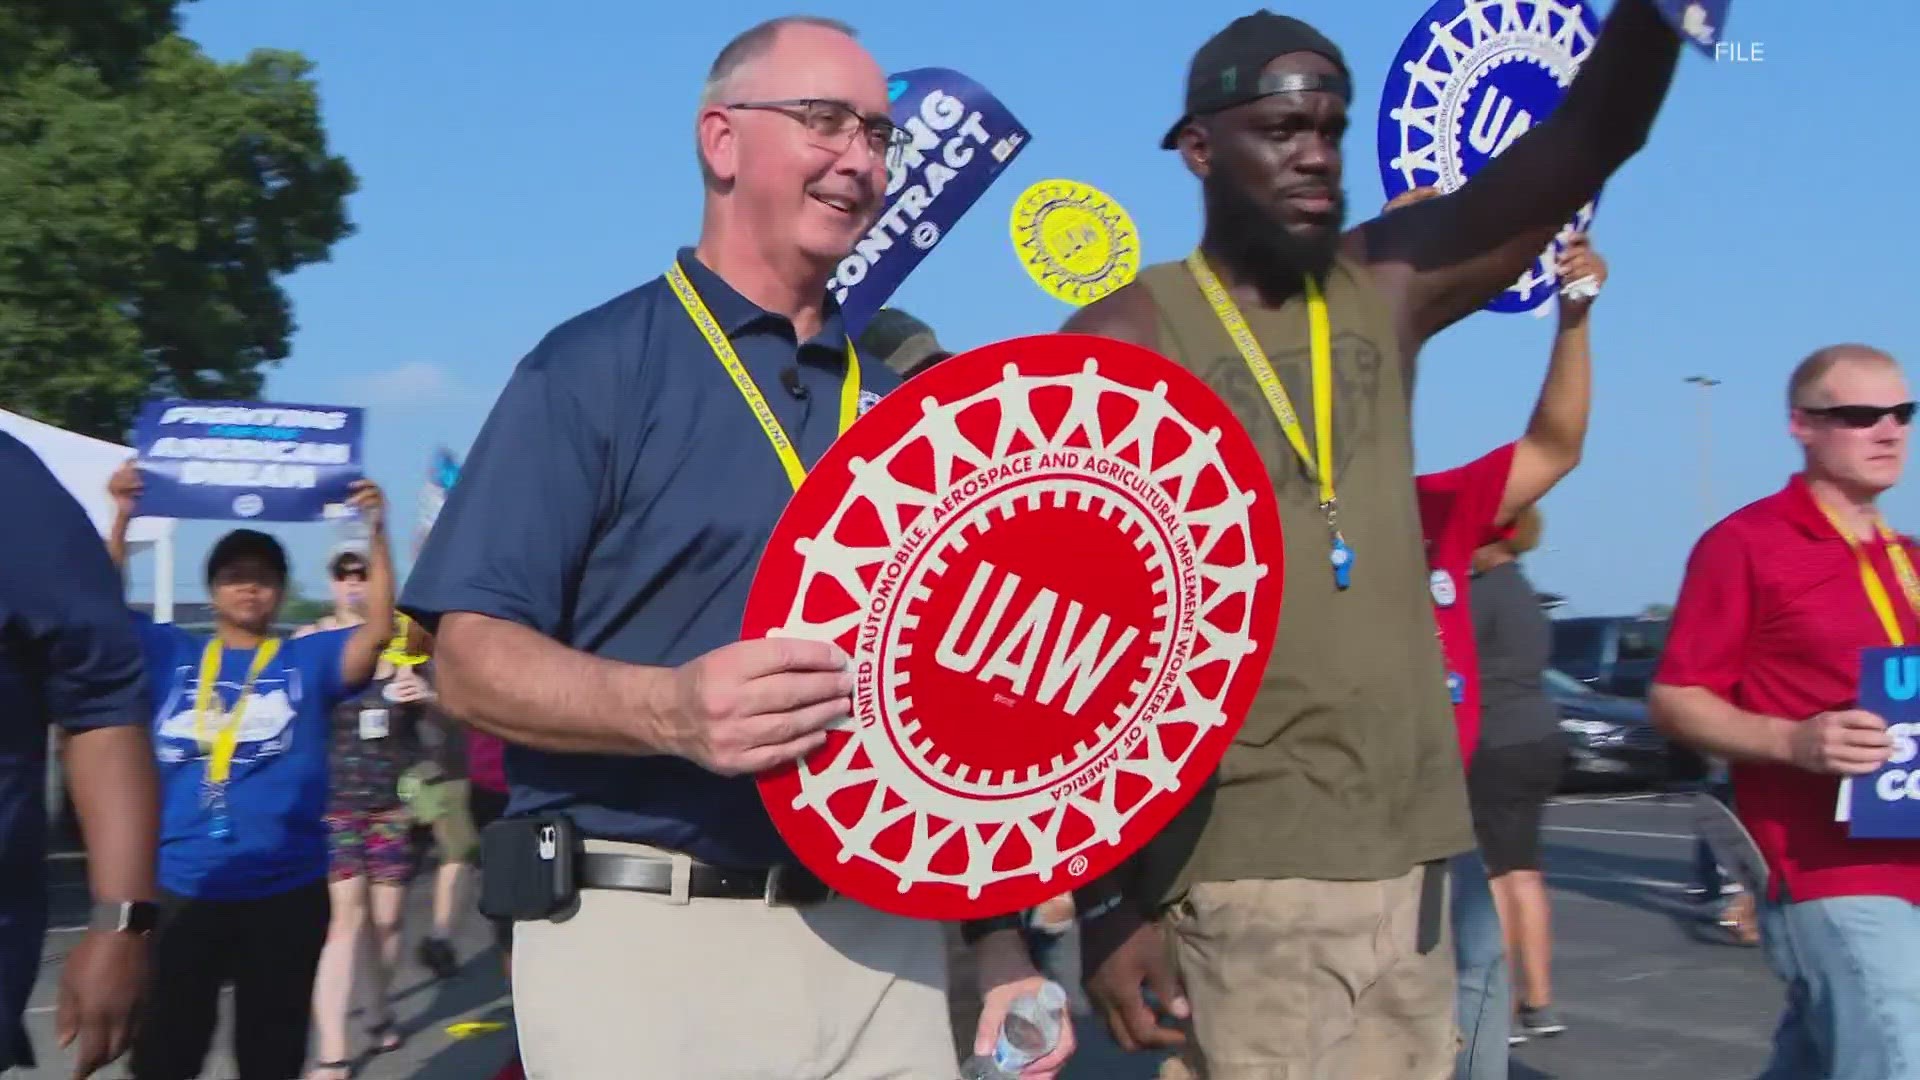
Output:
[{"xmin": 742, "ymin": 333, "xmax": 1286, "ymax": 919}]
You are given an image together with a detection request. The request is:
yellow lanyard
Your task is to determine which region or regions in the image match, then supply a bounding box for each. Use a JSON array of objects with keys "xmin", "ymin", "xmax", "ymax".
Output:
[
  {"xmin": 666, "ymin": 261, "xmax": 863, "ymax": 492},
  {"xmin": 1817, "ymin": 505, "xmax": 1920, "ymax": 645},
  {"xmin": 1186, "ymin": 251, "xmax": 1351, "ymax": 587},
  {"xmin": 193, "ymin": 636, "xmax": 281, "ymax": 787}
]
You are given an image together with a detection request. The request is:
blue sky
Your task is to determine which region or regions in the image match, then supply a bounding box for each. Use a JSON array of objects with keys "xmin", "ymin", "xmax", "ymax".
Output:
[{"xmin": 134, "ymin": 0, "xmax": 1908, "ymax": 615}]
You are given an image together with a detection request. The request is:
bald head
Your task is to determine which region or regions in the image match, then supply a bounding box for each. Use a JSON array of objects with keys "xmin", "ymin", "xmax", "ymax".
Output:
[
  {"xmin": 1787, "ymin": 344, "xmax": 1899, "ymax": 411},
  {"xmin": 700, "ymin": 15, "xmax": 858, "ymax": 108}
]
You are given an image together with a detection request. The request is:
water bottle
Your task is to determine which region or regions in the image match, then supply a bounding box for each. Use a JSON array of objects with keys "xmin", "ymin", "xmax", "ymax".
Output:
[{"xmin": 959, "ymin": 980, "xmax": 1068, "ymax": 1080}]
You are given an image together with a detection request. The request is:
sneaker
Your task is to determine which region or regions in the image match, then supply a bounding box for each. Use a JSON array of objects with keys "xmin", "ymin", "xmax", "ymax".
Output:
[
  {"xmin": 1507, "ymin": 1018, "xmax": 1530, "ymax": 1046},
  {"xmin": 1519, "ymin": 1005, "xmax": 1567, "ymax": 1037},
  {"xmin": 417, "ymin": 936, "xmax": 459, "ymax": 981}
]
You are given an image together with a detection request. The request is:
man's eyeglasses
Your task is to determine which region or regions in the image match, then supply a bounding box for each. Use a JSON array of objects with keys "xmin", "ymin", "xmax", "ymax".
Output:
[
  {"xmin": 725, "ymin": 98, "xmax": 909, "ymax": 171},
  {"xmin": 1798, "ymin": 402, "xmax": 1918, "ymax": 429}
]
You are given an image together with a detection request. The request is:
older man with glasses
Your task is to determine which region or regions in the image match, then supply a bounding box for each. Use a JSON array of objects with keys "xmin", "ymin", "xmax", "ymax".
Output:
[{"xmin": 403, "ymin": 16, "xmax": 1069, "ymax": 1080}]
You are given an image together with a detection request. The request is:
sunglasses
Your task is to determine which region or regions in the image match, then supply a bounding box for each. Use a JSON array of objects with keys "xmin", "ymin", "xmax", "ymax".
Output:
[
  {"xmin": 332, "ymin": 566, "xmax": 368, "ymax": 582},
  {"xmin": 1800, "ymin": 402, "xmax": 1918, "ymax": 429}
]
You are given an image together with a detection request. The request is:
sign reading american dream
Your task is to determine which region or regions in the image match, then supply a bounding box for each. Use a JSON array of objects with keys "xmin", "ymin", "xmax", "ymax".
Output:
[
  {"xmin": 743, "ymin": 334, "xmax": 1287, "ymax": 919},
  {"xmin": 1378, "ymin": 0, "xmax": 1603, "ymax": 315},
  {"xmin": 133, "ymin": 399, "xmax": 364, "ymax": 523},
  {"xmin": 1846, "ymin": 648, "xmax": 1920, "ymax": 839},
  {"xmin": 832, "ymin": 68, "xmax": 1031, "ymax": 339}
]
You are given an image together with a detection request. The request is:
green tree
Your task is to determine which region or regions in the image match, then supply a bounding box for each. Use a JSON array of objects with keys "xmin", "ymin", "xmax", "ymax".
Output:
[
  {"xmin": 1641, "ymin": 602, "xmax": 1674, "ymax": 620},
  {"xmin": 0, "ymin": 0, "xmax": 355, "ymax": 441}
]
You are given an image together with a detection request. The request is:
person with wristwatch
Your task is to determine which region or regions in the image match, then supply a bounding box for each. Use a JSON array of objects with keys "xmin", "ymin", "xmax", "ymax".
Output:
[{"xmin": 0, "ymin": 430, "xmax": 159, "ymax": 1078}]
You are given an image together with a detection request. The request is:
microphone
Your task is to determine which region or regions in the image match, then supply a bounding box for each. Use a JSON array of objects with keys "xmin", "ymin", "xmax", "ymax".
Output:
[{"xmin": 779, "ymin": 367, "xmax": 808, "ymax": 401}]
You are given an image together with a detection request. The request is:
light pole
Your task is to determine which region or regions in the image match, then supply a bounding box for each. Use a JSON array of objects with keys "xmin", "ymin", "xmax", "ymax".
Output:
[{"xmin": 1684, "ymin": 375, "xmax": 1722, "ymax": 529}]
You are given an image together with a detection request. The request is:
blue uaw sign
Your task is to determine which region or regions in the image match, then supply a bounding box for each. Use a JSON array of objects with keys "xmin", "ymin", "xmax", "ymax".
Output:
[
  {"xmin": 1378, "ymin": 0, "xmax": 1602, "ymax": 315},
  {"xmin": 1848, "ymin": 648, "xmax": 1920, "ymax": 839},
  {"xmin": 133, "ymin": 399, "xmax": 364, "ymax": 523},
  {"xmin": 833, "ymin": 68, "xmax": 1031, "ymax": 339}
]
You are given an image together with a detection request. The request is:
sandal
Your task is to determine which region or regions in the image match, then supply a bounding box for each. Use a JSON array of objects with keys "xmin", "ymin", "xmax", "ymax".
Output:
[
  {"xmin": 367, "ymin": 1018, "xmax": 407, "ymax": 1055},
  {"xmin": 307, "ymin": 1062, "xmax": 353, "ymax": 1080}
]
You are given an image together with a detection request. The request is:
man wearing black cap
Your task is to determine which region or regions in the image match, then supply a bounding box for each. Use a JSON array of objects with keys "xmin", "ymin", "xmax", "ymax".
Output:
[
  {"xmin": 1067, "ymin": 6, "xmax": 1686, "ymax": 1076},
  {"xmin": 857, "ymin": 307, "xmax": 953, "ymax": 380}
]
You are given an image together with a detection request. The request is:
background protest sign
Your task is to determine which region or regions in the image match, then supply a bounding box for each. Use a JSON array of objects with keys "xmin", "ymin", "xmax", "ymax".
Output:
[
  {"xmin": 413, "ymin": 445, "xmax": 462, "ymax": 558},
  {"xmin": 1847, "ymin": 647, "xmax": 1920, "ymax": 838},
  {"xmin": 1652, "ymin": 0, "xmax": 1732, "ymax": 56},
  {"xmin": 132, "ymin": 398, "xmax": 363, "ymax": 523},
  {"xmin": 1377, "ymin": 0, "xmax": 1602, "ymax": 315},
  {"xmin": 832, "ymin": 67, "xmax": 1031, "ymax": 339}
]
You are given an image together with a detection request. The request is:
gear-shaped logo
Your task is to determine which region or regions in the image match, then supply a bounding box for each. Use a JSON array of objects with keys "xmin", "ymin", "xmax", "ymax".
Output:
[
  {"xmin": 1377, "ymin": 0, "xmax": 1602, "ymax": 314},
  {"xmin": 1009, "ymin": 180, "xmax": 1141, "ymax": 307},
  {"xmin": 743, "ymin": 334, "xmax": 1286, "ymax": 919}
]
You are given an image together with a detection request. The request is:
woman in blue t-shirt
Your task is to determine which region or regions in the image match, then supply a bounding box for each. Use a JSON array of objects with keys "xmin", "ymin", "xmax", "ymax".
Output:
[{"xmin": 105, "ymin": 462, "xmax": 396, "ymax": 1080}]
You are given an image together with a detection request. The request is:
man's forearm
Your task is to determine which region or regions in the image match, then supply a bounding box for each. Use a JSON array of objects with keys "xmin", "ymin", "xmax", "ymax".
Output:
[
  {"xmin": 62, "ymin": 726, "xmax": 158, "ymax": 903},
  {"xmin": 1558, "ymin": 0, "xmax": 1683, "ymax": 173},
  {"xmin": 1524, "ymin": 316, "xmax": 1592, "ymax": 464},
  {"xmin": 1649, "ymin": 684, "xmax": 1797, "ymax": 766},
  {"xmin": 107, "ymin": 510, "xmax": 131, "ymax": 581},
  {"xmin": 433, "ymin": 611, "xmax": 673, "ymax": 756}
]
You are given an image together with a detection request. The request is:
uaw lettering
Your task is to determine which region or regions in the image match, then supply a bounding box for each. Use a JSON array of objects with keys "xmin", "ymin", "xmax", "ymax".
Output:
[
  {"xmin": 133, "ymin": 397, "xmax": 365, "ymax": 523},
  {"xmin": 1377, "ymin": 0, "xmax": 1602, "ymax": 314},
  {"xmin": 1847, "ymin": 647, "xmax": 1920, "ymax": 838},
  {"xmin": 832, "ymin": 67, "xmax": 1031, "ymax": 337}
]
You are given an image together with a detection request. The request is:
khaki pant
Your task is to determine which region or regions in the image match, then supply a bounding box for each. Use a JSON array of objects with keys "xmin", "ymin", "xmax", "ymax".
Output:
[
  {"xmin": 428, "ymin": 779, "xmax": 479, "ymax": 863},
  {"xmin": 1165, "ymin": 866, "xmax": 1457, "ymax": 1080},
  {"xmin": 512, "ymin": 840, "xmax": 956, "ymax": 1079}
]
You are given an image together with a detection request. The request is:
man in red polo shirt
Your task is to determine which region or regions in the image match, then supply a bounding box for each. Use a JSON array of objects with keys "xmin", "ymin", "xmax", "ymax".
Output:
[{"xmin": 1652, "ymin": 344, "xmax": 1920, "ymax": 1079}]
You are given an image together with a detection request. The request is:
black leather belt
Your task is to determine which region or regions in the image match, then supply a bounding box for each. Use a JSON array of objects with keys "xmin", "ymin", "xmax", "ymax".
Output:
[{"xmin": 578, "ymin": 852, "xmax": 833, "ymax": 905}]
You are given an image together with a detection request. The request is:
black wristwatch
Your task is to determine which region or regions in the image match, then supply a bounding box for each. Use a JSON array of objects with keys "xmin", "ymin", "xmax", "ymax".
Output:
[{"xmin": 88, "ymin": 900, "xmax": 159, "ymax": 935}]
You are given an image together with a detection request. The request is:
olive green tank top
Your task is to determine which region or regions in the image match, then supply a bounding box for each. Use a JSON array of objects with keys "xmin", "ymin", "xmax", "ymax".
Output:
[{"xmin": 1132, "ymin": 254, "xmax": 1473, "ymax": 899}]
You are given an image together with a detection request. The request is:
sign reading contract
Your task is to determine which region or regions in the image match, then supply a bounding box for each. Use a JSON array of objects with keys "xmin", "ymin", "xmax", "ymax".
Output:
[
  {"xmin": 831, "ymin": 67, "xmax": 1031, "ymax": 339},
  {"xmin": 133, "ymin": 398, "xmax": 364, "ymax": 522},
  {"xmin": 743, "ymin": 333, "xmax": 1287, "ymax": 919},
  {"xmin": 1848, "ymin": 647, "xmax": 1920, "ymax": 839}
]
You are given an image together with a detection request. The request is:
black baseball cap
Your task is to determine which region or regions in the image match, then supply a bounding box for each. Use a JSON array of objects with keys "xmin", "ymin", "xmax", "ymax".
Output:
[
  {"xmin": 857, "ymin": 308, "xmax": 952, "ymax": 379},
  {"xmin": 1161, "ymin": 10, "xmax": 1352, "ymax": 150}
]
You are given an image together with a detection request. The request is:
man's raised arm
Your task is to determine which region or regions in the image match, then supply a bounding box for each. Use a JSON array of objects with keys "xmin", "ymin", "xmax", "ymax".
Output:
[{"xmin": 1352, "ymin": 0, "xmax": 1682, "ymax": 343}]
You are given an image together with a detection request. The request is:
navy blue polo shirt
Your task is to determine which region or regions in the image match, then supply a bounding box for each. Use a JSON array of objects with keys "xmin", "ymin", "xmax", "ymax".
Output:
[
  {"xmin": 402, "ymin": 248, "xmax": 899, "ymax": 869},
  {"xmin": 0, "ymin": 432, "xmax": 149, "ymax": 1070}
]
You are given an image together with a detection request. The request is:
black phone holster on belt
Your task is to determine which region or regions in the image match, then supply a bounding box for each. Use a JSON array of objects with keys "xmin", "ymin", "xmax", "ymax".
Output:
[
  {"xmin": 1416, "ymin": 858, "xmax": 1449, "ymax": 955},
  {"xmin": 478, "ymin": 813, "xmax": 579, "ymax": 922}
]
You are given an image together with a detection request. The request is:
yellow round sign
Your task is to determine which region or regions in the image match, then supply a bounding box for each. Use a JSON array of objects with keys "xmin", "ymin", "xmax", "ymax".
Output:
[{"xmin": 1009, "ymin": 179, "xmax": 1140, "ymax": 306}]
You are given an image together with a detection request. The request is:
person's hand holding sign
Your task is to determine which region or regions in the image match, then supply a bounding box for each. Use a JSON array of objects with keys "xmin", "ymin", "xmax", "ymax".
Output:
[
  {"xmin": 1789, "ymin": 710, "xmax": 1895, "ymax": 776},
  {"xmin": 658, "ymin": 638, "xmax": 853, "ymax": 777},
  {"xmin": 1554, "ymin": 232, "xmax": 1607, "ymax": 321},
  {"xmin": 107, "ymin": 460, "xmax": 141, "ymax": 516},
  {"xmin": 344, "ymin": 477, "xmax": 386, "ymax": 535}
]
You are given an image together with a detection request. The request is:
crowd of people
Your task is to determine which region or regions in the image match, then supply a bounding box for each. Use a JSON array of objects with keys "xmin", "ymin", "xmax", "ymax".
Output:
[{"xmin": 1, "ymin": 3, "xmax": 1917, "ymax": 1080}]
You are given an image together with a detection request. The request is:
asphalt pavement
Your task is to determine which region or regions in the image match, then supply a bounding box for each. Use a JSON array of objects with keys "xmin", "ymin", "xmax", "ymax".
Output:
[{"xmin": 19, "ymin": 790, "xmax": 1780, "ymax": 1079}]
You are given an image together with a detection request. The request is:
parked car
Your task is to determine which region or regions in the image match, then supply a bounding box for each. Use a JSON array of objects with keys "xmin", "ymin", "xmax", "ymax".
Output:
[
  {"xmin": 1547, "ymin": 667, "xmax": 1707, "ymax": 788},
  {"xmin": 1551, "ymin": 614, "xmax": 1668, "ymax": 699}
]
